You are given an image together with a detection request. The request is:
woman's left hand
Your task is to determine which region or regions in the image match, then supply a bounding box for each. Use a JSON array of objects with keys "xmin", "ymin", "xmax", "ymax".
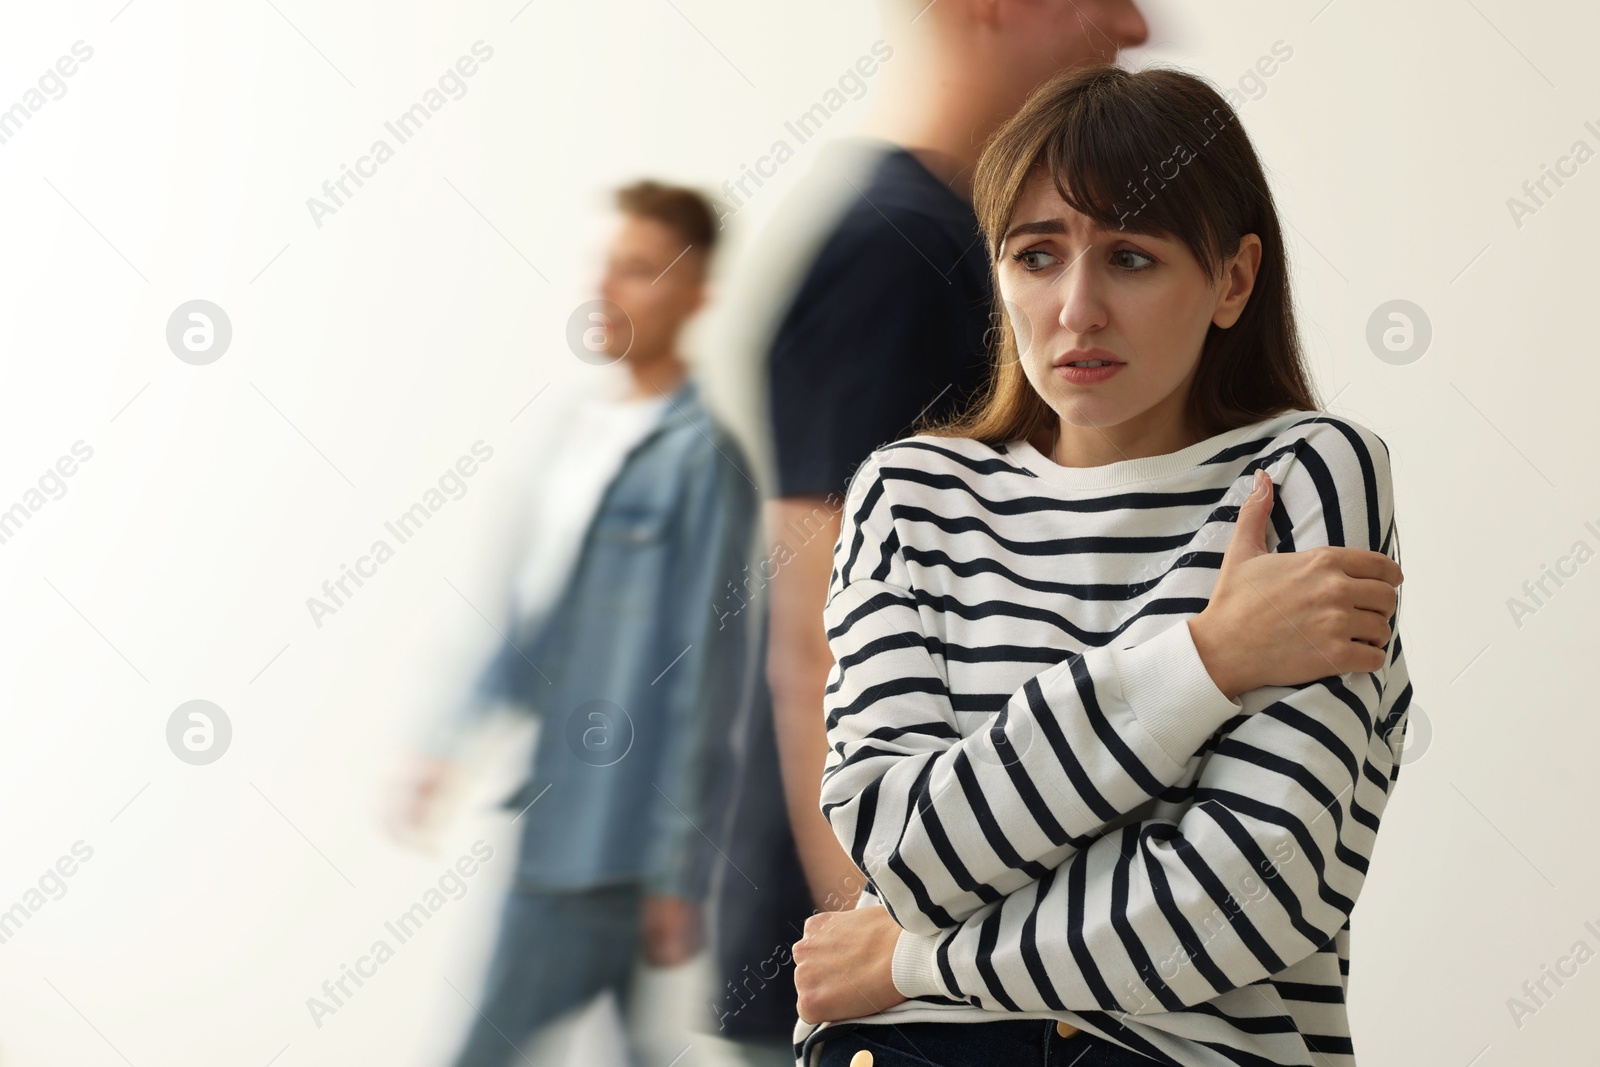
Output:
[{"xmin": 793, "ymin": 905, "xmax": 909, "ymax": 1024}]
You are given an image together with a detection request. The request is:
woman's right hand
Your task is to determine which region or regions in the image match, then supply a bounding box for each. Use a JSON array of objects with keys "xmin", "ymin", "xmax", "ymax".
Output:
[{"xmin": 1188, "ymin": 468, "xmax": 1404, "ymax": 701}]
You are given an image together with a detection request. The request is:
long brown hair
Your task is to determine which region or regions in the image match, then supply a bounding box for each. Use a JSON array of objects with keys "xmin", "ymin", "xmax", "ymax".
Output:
[{"xmin": 920, "ymin": 63, "xmax": 1318, "ymax": 446}]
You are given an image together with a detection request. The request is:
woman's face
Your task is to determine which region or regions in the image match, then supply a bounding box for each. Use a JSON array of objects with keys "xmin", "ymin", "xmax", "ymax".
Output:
[{"xmin": 996, "ymin": 168, "xmax": 1261, "ymax": 448}]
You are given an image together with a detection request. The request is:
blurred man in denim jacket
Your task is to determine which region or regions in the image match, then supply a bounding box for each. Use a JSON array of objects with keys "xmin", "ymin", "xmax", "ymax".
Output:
[{"xmin": 394, "ymin": 180, "xmax": 760, "ymax": 1067}]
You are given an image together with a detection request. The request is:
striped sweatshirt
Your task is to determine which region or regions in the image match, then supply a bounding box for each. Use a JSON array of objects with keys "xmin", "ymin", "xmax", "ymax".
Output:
[{"xmin": 794, "ymin": 409, "xmax": 1413, "ymax": 1067}]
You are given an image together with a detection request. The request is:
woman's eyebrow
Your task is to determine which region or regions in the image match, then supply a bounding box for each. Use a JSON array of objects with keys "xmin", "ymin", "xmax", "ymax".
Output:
[
  {"xmin": 1002, "ymin": 218, "xmax": 1068, "ymax": 244},
  {"xmin": 1003, "ymin": 217, "xmax": 1165, "ymax": 247},
  {"xmin": 1001, "ymin": 217, "xmax": 1126, "ymax": 244}
]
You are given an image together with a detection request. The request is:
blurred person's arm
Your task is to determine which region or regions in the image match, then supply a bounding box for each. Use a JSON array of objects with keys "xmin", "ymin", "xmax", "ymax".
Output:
[
  {"xmin": 390, "ymin": 403, "xmax": 581, "ymax": 844},
  {"xmin": 390, "ymin": 617, "xmax": 546, "ymax": 844},
  {"xmin": 765, "ymin": 494, "xmax": 863, "ymax": 913},
  {"xmin": 417, "ymin": 624, "xmax": 545, "ymax": 759},
  {"xmin": 639, "ymin": 437, "xmax": 762, "ymax": 962},
  {"xmin": 762, "ymin": 216, "xmax": 959, "ymax": 913}
]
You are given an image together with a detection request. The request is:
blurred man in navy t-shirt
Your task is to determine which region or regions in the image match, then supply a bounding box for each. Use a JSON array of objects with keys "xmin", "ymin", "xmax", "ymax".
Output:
[{"xmin": 706, "ymin": 2, "xmax": 1150, "ymax": 1063}]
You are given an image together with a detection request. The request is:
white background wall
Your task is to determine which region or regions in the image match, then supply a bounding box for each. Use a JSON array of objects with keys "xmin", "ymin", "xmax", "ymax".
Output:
[{"xmin": 1, "ymin": 1, "xmax": 1597, "ymax": 1065}]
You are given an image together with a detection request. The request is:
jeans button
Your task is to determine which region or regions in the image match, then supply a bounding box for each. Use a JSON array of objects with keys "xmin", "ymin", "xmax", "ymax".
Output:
[{"xmin": 1056, "ymin": 1020, "xmax": 1078, "ymax": 1038}]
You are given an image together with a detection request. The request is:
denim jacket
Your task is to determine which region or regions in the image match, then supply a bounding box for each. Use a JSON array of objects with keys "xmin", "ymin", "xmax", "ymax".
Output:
[{"xmin": 425, "ymin": 376, "xmax": 760, "ymax": 901}]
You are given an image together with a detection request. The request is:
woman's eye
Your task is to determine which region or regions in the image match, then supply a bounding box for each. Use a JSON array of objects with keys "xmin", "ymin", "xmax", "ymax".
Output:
[
  {"xmin": 1011, "ymin": 247, "xmax": 1154, "ymax": 273},
  {"xmin": 1011, "ymin": 249, "xmax": 1058, "ymax": 271}
]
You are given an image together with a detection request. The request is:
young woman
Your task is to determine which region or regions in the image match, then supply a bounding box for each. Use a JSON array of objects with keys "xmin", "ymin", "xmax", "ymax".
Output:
[{"xmin": 789, "ymin": 64, "xmax": 1413, "ymax": 1067}]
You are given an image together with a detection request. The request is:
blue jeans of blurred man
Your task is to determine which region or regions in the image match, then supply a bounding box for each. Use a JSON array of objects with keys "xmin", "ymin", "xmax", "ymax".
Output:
[{"xmin": 450, "ymin": 882, "xmax": 647, "ymax": 1067}]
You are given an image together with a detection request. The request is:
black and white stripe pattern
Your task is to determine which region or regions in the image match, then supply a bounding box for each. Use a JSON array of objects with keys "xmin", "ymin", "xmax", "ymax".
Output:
[{"xmin": 796, "ymin": 410, "xmax": 1412, "ymax": 1067}]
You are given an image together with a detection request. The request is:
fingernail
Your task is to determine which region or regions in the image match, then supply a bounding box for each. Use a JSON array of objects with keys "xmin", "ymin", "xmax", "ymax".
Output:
[{"xmin": 1249, "ymin": 469, "xmax": 1267, "ymax": 499}]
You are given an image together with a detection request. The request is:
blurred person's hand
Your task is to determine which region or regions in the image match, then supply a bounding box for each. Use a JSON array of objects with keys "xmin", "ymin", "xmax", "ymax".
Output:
[
  {"xmin": 386, "ymin": 752, "xmax": 463, "ymax": 849},
  {"xmin": 640, "ymin": 895, "xmax": 703, "ymax": 967}
]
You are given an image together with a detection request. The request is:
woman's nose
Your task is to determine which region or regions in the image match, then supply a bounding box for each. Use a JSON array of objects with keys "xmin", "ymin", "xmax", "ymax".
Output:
[{"xmin": 1056, "ymin": 264, "xmax": 1108, "ymax": 334}]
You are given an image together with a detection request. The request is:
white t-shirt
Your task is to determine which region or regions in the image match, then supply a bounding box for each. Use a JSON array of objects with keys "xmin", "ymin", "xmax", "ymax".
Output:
[{"xmin": 507, "ymin": 383, "xmax": 671, "ymax": 634}]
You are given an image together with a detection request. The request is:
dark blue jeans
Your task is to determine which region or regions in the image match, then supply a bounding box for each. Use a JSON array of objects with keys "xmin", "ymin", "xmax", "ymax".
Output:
[{"xmin": 815, "ymin": 1018, "xmax": 1167, "ymax": 1067}]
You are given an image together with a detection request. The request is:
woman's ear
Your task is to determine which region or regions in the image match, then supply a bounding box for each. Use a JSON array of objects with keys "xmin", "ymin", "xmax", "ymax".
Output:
[{"xmin": 1212, "ymin": 233, "xmax": 1263, "ymax": 329}]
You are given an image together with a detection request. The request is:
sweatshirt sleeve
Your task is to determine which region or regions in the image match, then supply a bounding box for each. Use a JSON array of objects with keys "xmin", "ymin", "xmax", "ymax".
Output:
[
  {"xmin": 888, "ymin": 419, "xmax": 1415, "ymax": 1015},
  {"xmin": 819, "ymin": 449, "xmax": 1248, "ymax": 939}
]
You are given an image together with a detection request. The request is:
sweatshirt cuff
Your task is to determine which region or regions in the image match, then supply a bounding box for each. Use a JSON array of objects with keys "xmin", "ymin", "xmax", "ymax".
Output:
[
  {"xmin": 1109, "ymin": 618, "xmax": 1243, "ymax": 764},
  {"xmin": 891, "ymin": 928, "xmax": 948, "ymax": 999}
]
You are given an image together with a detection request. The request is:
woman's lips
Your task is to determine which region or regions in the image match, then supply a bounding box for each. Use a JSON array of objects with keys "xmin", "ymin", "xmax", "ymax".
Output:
[{"xmin": 1054, "ymin": 361, "xmax": 1124, "ymax": 384}]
